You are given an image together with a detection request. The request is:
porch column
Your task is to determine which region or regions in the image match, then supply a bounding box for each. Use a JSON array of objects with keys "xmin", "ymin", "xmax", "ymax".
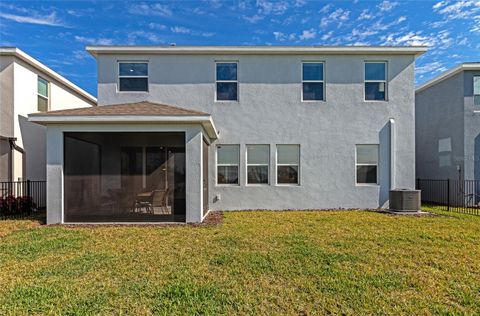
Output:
[
  {"xmin": 46, "ymin": 126, "xmax": 63, "ymax": 224},
  {"xmin": 185, "ymin": 127, "xmax": 203, "ymax": 223}
]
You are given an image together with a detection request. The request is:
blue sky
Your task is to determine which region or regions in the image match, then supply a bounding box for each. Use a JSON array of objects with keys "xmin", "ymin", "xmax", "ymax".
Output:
[{"xmin": 0, "ymin": 0, "xmax": 479, "ymax": 97}]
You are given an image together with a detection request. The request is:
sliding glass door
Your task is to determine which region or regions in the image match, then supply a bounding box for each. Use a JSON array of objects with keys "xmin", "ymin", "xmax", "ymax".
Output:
[{"xmin": 64, "ymin": 132, "xmax": 185, "ymax": 222}]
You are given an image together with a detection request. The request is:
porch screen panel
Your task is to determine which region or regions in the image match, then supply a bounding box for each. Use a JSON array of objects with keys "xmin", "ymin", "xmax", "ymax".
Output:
[{"xmin": 64, "ymin": 132, "xmax": 186, "ymax": 222}]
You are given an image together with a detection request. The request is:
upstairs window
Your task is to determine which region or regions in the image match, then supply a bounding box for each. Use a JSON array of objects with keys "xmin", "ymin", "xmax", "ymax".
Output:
[
  {"xmin": 37, "ymin": 77, "xmax": 49, "ymax": 112},
  {"xmin": 216, "ymin": 62, "xmax": 238, "ymax": 101},
  {"xmin": 365, "ymin": 62, "xmax": 387, "ymax": 101},
  {"xmin": 217, "ymin": 145, "xmax": 239, "ymax": 185},
  {"xmin": 277, "ymin": 145, "xmax": 300, "ymax": 185},
  {"xmin": 247, "ymin": 145, "xmax": 269, "ymax": 185},
  {"xmin": 356, "ymin": 145, "xmax": 379, "ymax": 184},
  {"xmin": 474, "ymin": 76, "xmax": 480, "ymax": 106},
  {"xmin": 302, "ymin": 62, "xmax": 324, "ymax": 101},
  {"xmin": 118, "ymin": 62, "xmax": 148, "ymax": 92}
]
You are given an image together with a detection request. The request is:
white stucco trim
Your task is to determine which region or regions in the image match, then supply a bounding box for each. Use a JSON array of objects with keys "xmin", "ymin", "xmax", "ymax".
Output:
[
  {"xmin": 416, "ymin": 62, "xmax": 480, "ymax": 93},
  {"xmin": 389, "ymin": 118, "xmax": 396, "ymax": 190},
  {"xmin": 86, "ymin": 45, "xmax": 428, "ymax": 57},
  {"xmin": 0, "ymin": 47, "xmax": 97, "ymax": 104},
  {"xmin": 28, "ymin": 115, "xmax": 219, "ymax": 140}
]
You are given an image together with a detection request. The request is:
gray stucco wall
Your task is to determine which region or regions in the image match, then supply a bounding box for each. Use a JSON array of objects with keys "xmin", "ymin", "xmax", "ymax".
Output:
[
  {"xmin": 415, "ymin": 72, "xmax": 465, "ymax": 180},
  {"xmin": 463, "ymin": 70, "xmax": 480, "ymax": 180},
  {"xmin": 95, "ymin": 53, "xmax": 417, "ymax": 211}
]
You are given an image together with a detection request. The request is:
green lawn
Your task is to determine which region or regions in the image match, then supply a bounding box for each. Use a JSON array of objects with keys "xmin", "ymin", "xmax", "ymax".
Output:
[{"xmin": 0, "ymin": 209, "xmax": 479, "ymax": 315}]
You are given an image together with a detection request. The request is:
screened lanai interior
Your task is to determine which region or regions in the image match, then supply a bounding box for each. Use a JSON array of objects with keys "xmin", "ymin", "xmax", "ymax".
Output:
[{"xmin": 64, "ymin": 132, "xmax": 186, "ymax": 222}]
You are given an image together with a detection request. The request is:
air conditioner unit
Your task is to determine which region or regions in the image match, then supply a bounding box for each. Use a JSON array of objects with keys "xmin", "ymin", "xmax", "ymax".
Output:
[{"xmin": 389, "ymin": 189, "xmax": 421, "ymax": 212}]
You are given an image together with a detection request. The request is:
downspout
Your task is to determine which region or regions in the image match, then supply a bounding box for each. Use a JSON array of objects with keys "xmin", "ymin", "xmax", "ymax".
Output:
[
  {"xmin": 389, "ymin": 118, "xmax": 395, "ymax": 190},
  {"xmin": 8, "ymin": 137, "xmax": 26, "ymax": 181}
]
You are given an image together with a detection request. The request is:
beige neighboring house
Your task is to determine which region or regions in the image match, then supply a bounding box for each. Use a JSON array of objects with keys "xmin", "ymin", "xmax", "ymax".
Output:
[{"xmin": 0, "ymin": 47, "xmax": 96, "ymax": 182}]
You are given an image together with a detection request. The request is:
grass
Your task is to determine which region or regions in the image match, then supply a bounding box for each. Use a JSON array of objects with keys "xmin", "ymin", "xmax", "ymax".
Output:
[{"xmin": 0, "ymin": 209, "xmax": 479, "ymax": 315}]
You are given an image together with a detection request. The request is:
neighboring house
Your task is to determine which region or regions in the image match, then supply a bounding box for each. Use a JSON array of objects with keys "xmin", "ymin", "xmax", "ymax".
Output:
[
  {"xmin": 0, "ymin": 47, "xmax": 97, "ymax": 183},
  {"xmin": 416, "ymin": 63, "xmax": 480, "ymax": 181},
  {"xmin": 29, "ymin": 45, "xmax": 426, "ymax": 224}
]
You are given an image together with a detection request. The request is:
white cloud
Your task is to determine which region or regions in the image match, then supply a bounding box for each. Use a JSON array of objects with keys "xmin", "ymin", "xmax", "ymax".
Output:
[
  {"xmin": 321, "ymin": 31, "xmax": 333, "ymax": 41},
  {"xmin": 171, "ymin": 26, "xmax": 214, "ymax": 37},
  {"xmin": 128, "ymin": 3, "xmax": 172, "ymax": 17},
  {"xmin": 243, "ymin": 14, "xmax": 264, "ymax": 23},
  {"xmin": 377, "ymin": 1, "xmax": 399, "ymax": 12},
  {"xmin": 127, "ymin": 31, "xmax": 163, "ymax": 44},
  {"xmin": 273, "ymin": 31, "xmax": 296, "ymax": 41},
  {"xmin": 358, "ymin": 9, "xmax": 374, "ymax": 20},
  {"xmin": 148, "ymin": 23, "xmax": 167, "ymax": 30},
  {"xmin": 381, "ymin": 31, "xmax": 437, "ymax": 46},
  {"xmin": 320, "ymin": 8, "xmax": 350, "ymax": 28},
  {"xmin": 256, "ymin": 0, "xmax": 289, "ymax": 15},
  {"xmin": 299, "ymin": 28, "xmax": 316, "ymax": 40},
  {"xmin": 433, "ymin": 0, "xmax": 480, "ymax": 20},
  {"xmin": 319, "ymin": 4, "xmax": 332, "ymax": 14},
  {"xmin": 416, "ymin": 61, "xmax": 445, "ymax": 75},
  {"xmin": 74, "ymin": 35, "xmax": 114, "ymax": 45},
  {"xmin": 0, "ymin": 11, "xmax": 64, "ymax": 26},
  {"xmin": 66, "ymin": 8, "xmax": 94, "ymax": 17}
]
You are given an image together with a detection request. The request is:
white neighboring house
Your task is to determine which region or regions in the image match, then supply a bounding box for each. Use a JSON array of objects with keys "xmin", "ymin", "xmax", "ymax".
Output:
[{"xmin": 0, "ymin": 47, "xmax": 96, "ymax": 182}]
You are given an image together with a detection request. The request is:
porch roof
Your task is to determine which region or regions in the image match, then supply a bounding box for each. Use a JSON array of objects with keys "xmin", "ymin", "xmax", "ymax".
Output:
[{"xmin": 28, "ymin": 101, "xmax": 218, "ymax": 140}]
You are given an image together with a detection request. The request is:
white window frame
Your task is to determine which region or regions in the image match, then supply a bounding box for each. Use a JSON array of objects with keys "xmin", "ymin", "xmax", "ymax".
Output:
[
  {"xmin": 474, "ymin": 75, "xmax": 480, "ymax": 106},
  {"xmin": 216, "ymin": 144, "xmax": 240, "ymax": 186},
  {"xmin": 117, "ymin": 61, "xmax": 149, "ymax": 93},
  {"xmin": 246, "ymin": 144, "xmax": 270, "ymax": 186},
  {"xmin": 364, "ymin": 61, "xmax": 388, "ymax": 102},
  {"xmin": 301, "ymin": 61, "xmax": 325, "ymax": 102},
  {"xmin": 215, "ymin": 61, "xmax": 239, "ymax": 102},
  {"xmin": 37, "ymin": 76, "xmax": 49, "ymax": 112},
  {"xmin": 355, "ymin": 144, "xmax": 379, "ymax": 186},
  {"xmin": 276, "ymin": 144, "xmax": 300, "ymax": 186}
]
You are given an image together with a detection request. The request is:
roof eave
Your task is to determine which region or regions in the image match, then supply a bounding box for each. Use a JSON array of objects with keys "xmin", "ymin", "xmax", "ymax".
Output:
[
  {"xmin": 28, "ymin": 114, "xmax": 219, "ymax": 140},
  {"xmin": 416, "ymin": 63, "xmax": 480, "ymax": 93},
  {"xmin": 86, "ymin": 45, "xmax": 428, "ymax": 58}
]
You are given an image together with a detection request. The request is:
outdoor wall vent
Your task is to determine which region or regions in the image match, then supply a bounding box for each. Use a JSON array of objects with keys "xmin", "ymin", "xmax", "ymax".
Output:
[{"xmin": 389, "ymin": 189, "xmax": 421, "ymax": 212}]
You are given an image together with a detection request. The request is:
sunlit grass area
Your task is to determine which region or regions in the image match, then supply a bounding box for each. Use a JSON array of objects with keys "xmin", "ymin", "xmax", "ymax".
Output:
[{"xmin": 0, "ymin": 208, "xmax": 479, "ymax": 315}]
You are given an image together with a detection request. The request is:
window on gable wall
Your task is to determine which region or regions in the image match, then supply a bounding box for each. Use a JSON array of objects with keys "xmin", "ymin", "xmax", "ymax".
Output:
[
  {"xmin": 302, "ymin": 62, "xmax": 324, "ymax": 101},
  {"xmin": 474, "ymin": 76, "xmax": 480, "ymax": 106},
  {"xmin": 216, "ymin": 62, "xmax": 238, "ymax": 101},
  {"xmin": 118, "ymin": 62, "xmax": 148, "ymax": 92},
  {"xmin": 37, "ymin": 77, "xmax": 49, "ymax": 112},
  {"xmin": 365, "ymin": 62, "xmax": 387, "ymax": 101}
]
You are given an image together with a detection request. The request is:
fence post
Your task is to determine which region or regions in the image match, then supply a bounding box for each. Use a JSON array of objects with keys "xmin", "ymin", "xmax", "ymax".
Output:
[
  {"xmin": 447, "ymin": 179, "xmax": 450, "ymax": 211},
  {"xmin": 26, "ymin": 180, "xmax": 31, "ymax": 198}
]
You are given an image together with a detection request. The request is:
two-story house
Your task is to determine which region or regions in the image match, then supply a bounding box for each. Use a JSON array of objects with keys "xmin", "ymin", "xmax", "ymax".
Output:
[
  {"xmin": 416, "ymin": 63, "xmax": 480, "ymax": 181},
  {"xmin": 0, "ymin": 47, "xmax": 97, "ymax": 183},
  {"xmin": 29, "ymin": 45, "xmax": 426, "ymax": 224}
]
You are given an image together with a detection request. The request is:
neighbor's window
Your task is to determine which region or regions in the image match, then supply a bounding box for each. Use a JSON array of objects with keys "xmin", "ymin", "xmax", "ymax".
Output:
[
  {"xmin": 217, "ymin": 145, "xmax": 239, "ymax": 185},
  {"xmin": 365, "ymin": 62, "xmax": 387, "ymax": 101},
  {"xmin": 302, "ymin": 62, "xmax": 324, "ymax": 101},
  {"xmin": 247, "ymin": 145, "xmax": 269, "ymax": 184},
  {"xmin": 474, "ymin": 76, "xmax": 480, "ymax": 106},
  {"xmin": 277, "ymin": 145, "xmax": 300, "ymax": 185},
  {"xmin": 216, "ymin": 62, "xmax": 238, "ymax": 101},
  {"xmin": 118, "ymin": 62, "xmax": 148, "ymax": 92},
  {"xmin": 37, "ymin": 77, "xmax": 49, "ymax": 112},
  {"xmin": 356, "ymin": 145, "xmax": 379, "ymax": 184}
]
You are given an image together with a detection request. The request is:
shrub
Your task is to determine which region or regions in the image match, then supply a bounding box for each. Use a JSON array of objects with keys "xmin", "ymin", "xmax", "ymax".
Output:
[{"xmin": 0, "ymin": 195, "xmax": 36, "ymax": 215}]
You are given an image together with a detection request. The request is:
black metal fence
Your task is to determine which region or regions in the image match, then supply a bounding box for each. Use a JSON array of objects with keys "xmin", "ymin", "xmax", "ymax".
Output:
[
  {"xmin": 0, "ymin": 180, "xmax": 46, "ymax": 220},
  {"xmin": 416, "ymin": 179, "xmax": 480, "ymax": 216}
]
